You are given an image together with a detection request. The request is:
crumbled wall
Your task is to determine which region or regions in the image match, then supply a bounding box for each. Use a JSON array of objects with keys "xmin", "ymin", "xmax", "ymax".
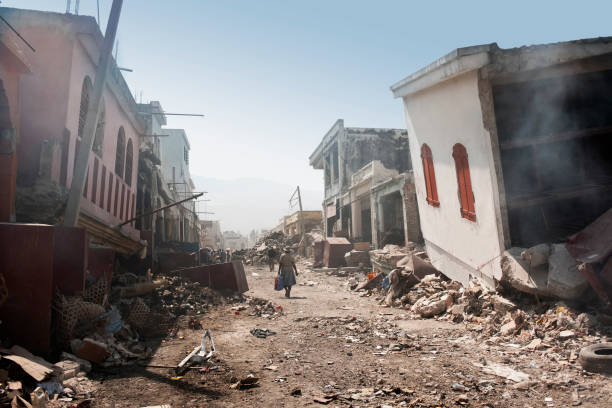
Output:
[{"xmin": 341, "ymin": 129, "xmax": 410, "ymax": 188}]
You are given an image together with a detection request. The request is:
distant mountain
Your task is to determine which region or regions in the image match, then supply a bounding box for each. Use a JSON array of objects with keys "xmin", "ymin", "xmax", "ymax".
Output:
[{"xmin": 190, "ymin": 175, "xmax": 324, "ymax": 235}]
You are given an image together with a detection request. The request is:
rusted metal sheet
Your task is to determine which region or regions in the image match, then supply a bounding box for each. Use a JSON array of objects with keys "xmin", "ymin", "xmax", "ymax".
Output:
[
  {"xmin": 52, "ymin": 226, "xmax": 87, "ymax": 296},
  {"xmin": 175, "ymin": 261, "xmax": 249, "ymax": 293},
  {"xmin": 566, "ymin": 208, "xmax": 612, "ymax": 310},
  {"xmin": 158, "ymin": 251, "xmax": 196, "ymax": 275},
  {"xmin": 0, "ymin": 223, "xmax": 55, "ymax": 354},
  {"xmin": 313, "ymin": 240, "xmax": 325, "ymax": 266},
  {"xmin": 323, "ymin": 237, "xmax": 353, "ymax": 268},
  {"xmin": 88, "ymin": 247, "xmax": 115, "ymax": 290}
]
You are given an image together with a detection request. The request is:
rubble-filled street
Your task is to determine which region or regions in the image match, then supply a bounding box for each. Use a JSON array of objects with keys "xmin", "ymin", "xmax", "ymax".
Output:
[
  {"xmin": 78, "ymin": 260, "xmax": 609, "ymax": 408},
  {"xmin": 3, "ymin": 2, "xmax": 612, "ymax": 407}
]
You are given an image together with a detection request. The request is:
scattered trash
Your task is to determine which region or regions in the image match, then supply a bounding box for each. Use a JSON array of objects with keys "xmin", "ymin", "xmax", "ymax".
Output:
[
  {"xmin": 176, "ymin": 329, "xmax": 215, "ymax": 375},
  {"xmin": 290, "ymin": 388, "xmax": 302, "ymax": 396},
  {"xmin": 474, "ymin": 361, "xmax": 530, "ymax": 383},
  {"xmin": 230, "ymin": 374, "xmax": 259, "ymax": 390},
  {"xmin": 250, "ymin": 328, "xmax": 276, "ymax": 338}
]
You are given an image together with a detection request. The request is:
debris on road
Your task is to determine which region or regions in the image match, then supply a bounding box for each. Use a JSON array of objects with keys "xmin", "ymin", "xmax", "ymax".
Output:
[
  {"xmin": 230, "ymin": 374, "xmax": 259, "ymax": 390},
  {"xmin": 250, "ymin": 328, "xmax": 276, "ymax": 339}
]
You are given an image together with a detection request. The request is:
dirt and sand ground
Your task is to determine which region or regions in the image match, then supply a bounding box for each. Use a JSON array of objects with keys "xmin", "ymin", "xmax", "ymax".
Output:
[{"xmin": 91, "ymin": 263, "xmax": 612, "ymax": 408}]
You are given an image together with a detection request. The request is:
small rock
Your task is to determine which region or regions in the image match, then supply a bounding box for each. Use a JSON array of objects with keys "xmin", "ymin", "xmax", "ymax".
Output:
[{"xmin": 451, "ymin": 382, "xmax": 469, "ymax": 392}]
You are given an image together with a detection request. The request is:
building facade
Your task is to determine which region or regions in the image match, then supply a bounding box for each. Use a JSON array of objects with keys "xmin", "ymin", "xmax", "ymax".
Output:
[
  {"xmin": 391, "ymin": 39, "xmax": 612, "ymax": 287},
  {"xmin": 309, "ymin": 119, "xmax": 419, "ymax": 248},
  {"xmin": 282, "ymin": 210, "xmax": 322, "ymax": 236},
  {"xmin": 159, "ymin": 128, "xmax": 198, "ymax": 243},
  {"xmin": 2, "ymin": 8, "xmax": 144, "ymax": 254},
  {"xmin": 0, "ymin": 23, "xmax": 31, "ymax": 222},
  {"xmin": 223, "ymin": 231, "xmax": 248, "ymax": 250}
]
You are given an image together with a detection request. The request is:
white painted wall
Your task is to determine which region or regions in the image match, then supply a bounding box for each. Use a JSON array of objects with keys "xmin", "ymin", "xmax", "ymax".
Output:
[
  {"xmin": 159, "ymin": 128, "xmax": 191, "ymax": 188},
  {"xmin": 401, "ymin": 70, "xmax": 503, "ymax": 287}
]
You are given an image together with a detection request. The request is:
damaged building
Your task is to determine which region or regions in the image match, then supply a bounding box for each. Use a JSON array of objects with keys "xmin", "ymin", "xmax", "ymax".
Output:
[
  {"xmin": 282, "ymin": 210, "xmax": 322, "ymax": 236},
  {"xmin": 391, "ymin": 38, "xmax": 612, "ymax": 299},
  {"xmin": 0, "ymin": 21, "xmax": 30, "ymax": 223},
  {"xmin": 309, "ymin": 119, "xmax": 420, "ymax": 249},
  {"xmin": 3, "ymin": 8, "xmax": 144, "ymax": 254}
]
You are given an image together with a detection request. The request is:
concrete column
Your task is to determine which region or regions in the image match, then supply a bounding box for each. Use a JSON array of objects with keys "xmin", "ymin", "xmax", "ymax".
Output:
[
  {"xmin": 371, "ymin": 195, "xmax": 381, "ymax": 249},
  {"xmin": 402, "ymin": 178, "xmax": 422, "ymax": 244}
]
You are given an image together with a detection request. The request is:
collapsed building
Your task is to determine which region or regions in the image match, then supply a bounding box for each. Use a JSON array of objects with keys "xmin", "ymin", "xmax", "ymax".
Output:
[
  {"xmin": 309, "ymin": 119, "xmax": 421, "ymax": 249},
  {"xmin": 391, "ymin": 38, "xmax": 612, "ymax": 300}
]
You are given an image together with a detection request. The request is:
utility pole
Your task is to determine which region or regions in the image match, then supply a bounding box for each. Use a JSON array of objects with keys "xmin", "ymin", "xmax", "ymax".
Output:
[
  {"xmin": 297, "ymin": 186, "xmax": 304, "ymax": 237},
  {"xmin": 63, "ymin": 0, "xmax": 123, "ymax": 227}
]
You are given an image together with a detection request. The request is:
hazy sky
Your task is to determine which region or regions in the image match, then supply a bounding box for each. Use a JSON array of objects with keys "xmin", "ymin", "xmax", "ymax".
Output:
[{"xmin": 5, "ymin": 0, "xmax": 612, "ymax": 231}]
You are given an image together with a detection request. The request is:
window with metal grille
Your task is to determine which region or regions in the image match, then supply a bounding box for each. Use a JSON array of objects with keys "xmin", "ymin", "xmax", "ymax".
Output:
[
  {"xmin": 78, "ymin": 77, "xmax": 92, "ymax": 139},
  {"xmin": 420, "ymin": 144, "xmax": 439, "ymax": 207},
  {"xmin": 125, "ymin": 139, "xmax": 133, "ymax": 186},
  {"xmin": 452, "ymin": 143, "xmax": 476, "ymax": 221},
  {"xmin": 92, "ymin": 101, "xmax": 105, "ymax": 156},
  {"xmin": 115, "ymin": 127, "xmax": 126, "ymax": 178}
]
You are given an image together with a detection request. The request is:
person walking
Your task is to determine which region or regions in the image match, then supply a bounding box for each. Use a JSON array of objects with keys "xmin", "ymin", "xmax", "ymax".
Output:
[
  {"xmin": 267, "ymin": 246, "xmax": 278, "ymax": 272},
  {"xmin": 278, "ymin": 248, "xmax": 298, "ymax": 298}
]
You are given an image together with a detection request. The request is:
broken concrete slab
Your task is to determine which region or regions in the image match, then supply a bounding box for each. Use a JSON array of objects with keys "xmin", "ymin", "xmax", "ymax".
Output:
[
  {"xmin": 60, "ymin": 352, "xmax": 92, "ymax": 373},
  {"xmin": 547, "ymin": 244, "xmax": 588, "ymax": 299},
  {"xmin": 520, "ymin": 243, "xmax": 550, "ymax": 268},
  {"xmin": 500, "ymin": 247, "xmax": 548, "ymax": 296},
  {"xmin": 501, "ymin": 246, "xmax": 587, "ymax": 300},
  {"xmin": 54, "ymin": 360, "xmax": 80, "ymax": 381},
  {"xmin": 344, "ymin": 250, "xmax": 371, "ymax": 267},
  {"xmin": 491, "ymin": 295, "xmax": 517, "ymax": 313}
]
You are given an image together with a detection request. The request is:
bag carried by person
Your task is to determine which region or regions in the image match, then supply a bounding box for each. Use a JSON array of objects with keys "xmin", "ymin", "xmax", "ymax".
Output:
[{"xmin": 274, "ymin": 275, "xmax": 284, "ymax": 291}]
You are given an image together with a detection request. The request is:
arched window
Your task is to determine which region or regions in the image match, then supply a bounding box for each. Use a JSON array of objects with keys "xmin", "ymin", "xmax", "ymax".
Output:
[
  {"xmin": 92, "ymin": 101, "xmax": 105, "ymax": 156},
  {"xmin": 452, "ymin": 143, "xmax": 476, "ymax": 221},
  {"xmin": 115, "ymin": 127, "xmax": 126, "ymax": 178},
  {"xmin": 420, "ymin": 144, "xmax": 439, "ymax": 207},
  {"xmin": 78, "ymin": 77, "xmax": 93, "ymax": 139},
  {"xmin": 125, "ymin": 138, "xmax": 133, "ymax": 186}
]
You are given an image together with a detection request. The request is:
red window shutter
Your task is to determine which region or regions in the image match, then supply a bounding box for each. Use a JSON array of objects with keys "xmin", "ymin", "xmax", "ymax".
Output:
[
  {"xmin": 421, "ymin": 144, "xmax": 440, "ymax": 207},
  {"xmin": 428, "ymin": 158, "xmax": 439, "ymax": 206},
  {"xmin": 453, "ymin": 144, "xmax": 476, "ymax": 222}
]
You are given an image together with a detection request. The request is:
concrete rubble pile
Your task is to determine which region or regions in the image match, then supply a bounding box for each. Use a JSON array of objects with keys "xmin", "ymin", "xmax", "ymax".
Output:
[
  {"xmin": 502, "ymin": 208, "xmax": 612, "ymax": 307},
  {"xmin": 0, "ymin": 269, "xmax": 245, "ymax": 407},
  {"xmin": 369, "ymin": 244, "xmax": 420, "ymax": 275},
  {"xmin": 356, "ymin": 270, "xmax": 612, "ymax": 358},
  {"xmin": 244, "ymin": 231, "xmax": 294, "ymax": 265}
]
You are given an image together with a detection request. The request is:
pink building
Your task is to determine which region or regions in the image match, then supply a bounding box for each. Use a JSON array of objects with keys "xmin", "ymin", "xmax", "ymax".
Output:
[
  {"xmin": 0, "ymin": 22, "xmax": 31, "ymax": 222},
  {"xmin": 2, "ymin": 8, "xmax": 144, "ymax": 254}
]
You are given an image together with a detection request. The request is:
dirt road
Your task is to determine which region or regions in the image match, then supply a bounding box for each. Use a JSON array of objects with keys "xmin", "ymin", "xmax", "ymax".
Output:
[{"xmin": 93, "ymin": 263, "xmax": 612, "ymax": 407}]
